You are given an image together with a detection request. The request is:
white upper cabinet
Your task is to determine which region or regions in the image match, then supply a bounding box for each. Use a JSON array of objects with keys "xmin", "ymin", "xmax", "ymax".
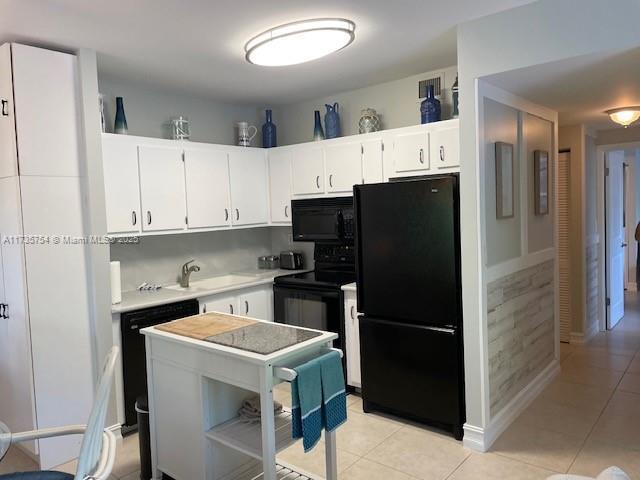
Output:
[
  {"xmin": 11, "ymin": 44, "xmax": 81, "ymax": 177},
  {"xmin": 325, "ymin": 142, "xmax": 363, "ymax": 194},
  {"xmin": 102, "ymin": 136, "xmax": 141, "ymax": 234},
  {"xmin": 361, "ymin": 138, "xmax": 384, "ymax": 184},
  {"xmin": 184, "ymin": 147, "xmax": 231, "ymax": 229},
  {"xmin": 228, "ymin": 149, "xmax": 269, "ymax": 226},
  {"xmin": 430, "ymin": 126, "xmax": 460, "ymax": 169},
  {"xmin": 138, "ymin": 145, "xmax": 187, "ymax": 233},
  {"xmin": 391, "ymin": 130, "xmax": 430, "ymax": 174},
  {"xmin": 292, "ymin": 146, "xmax": 324, "ymax": 195},
  {"xmin": 0, "ymin": 44, "xmax": 17, "ymax": 179},
  {"xmin": 268, "ymin": 149, "xmax": 292, "ymax": 224}
]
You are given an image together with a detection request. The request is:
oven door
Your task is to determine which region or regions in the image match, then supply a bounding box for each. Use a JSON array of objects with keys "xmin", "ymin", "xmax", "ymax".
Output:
[{"xmin": 273, "ymin": 285, "xmax": 344, "ymax": 353}]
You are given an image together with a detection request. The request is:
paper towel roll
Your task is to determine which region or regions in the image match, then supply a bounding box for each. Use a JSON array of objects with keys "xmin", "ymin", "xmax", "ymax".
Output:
[{"xmin": 110, "ymin": 261, "xmax": 122, "ymax": 305}]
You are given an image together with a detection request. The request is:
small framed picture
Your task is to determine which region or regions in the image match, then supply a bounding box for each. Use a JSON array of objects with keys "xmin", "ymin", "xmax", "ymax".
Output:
[
  {"xmin": 495, "ymin": 142, "xmax": 514, "ymax": 219},
  {"xmin": 534, "ymin": 150, "xmax": 549, "ymax": 215}
]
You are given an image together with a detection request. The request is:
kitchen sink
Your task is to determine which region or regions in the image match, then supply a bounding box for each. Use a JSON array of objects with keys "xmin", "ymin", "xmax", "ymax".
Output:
[{"xmin": 165, "ymin": 274, "xmax": 258, "ymax": 292}]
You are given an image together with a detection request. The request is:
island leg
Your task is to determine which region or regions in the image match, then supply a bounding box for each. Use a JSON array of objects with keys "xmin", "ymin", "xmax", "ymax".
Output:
[
  {"xmin": 259, "ymin": 366, "xmax": 277, "ymax": 480},
  {"xmin": 325, "ymin": 429, "xmax": 338, "ymax": 480}
]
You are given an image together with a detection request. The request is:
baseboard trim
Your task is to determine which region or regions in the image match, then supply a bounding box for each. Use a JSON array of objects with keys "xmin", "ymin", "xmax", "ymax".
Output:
[
  {"xmin": 462, "ymin": 360, "xmax": 560, "ymax": 452},
  {"xmin": 107, "ymin": 423, "xmax": 124, "ymax": 445},
  {"xmin": 571, "ymin": 322, "xmax": 599, "ymax": 344}
]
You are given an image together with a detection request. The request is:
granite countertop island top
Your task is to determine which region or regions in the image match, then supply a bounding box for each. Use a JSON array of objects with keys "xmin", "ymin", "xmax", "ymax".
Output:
[{"xmin": 112, "ymin": 268, "xmax": 309, "ymax": 314}]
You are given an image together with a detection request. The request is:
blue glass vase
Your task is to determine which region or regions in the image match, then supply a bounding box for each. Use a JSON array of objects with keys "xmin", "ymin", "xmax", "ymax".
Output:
[
  {"xmin": 262, "ymin": 109, "xmax": 277, "ymax": 148},
  {"xmin": 324, "ymin": 102, "xmax": 341, "ymax": 139},
  {"xmin": 420, "ymin": 85, "xmax": 441, "ymax": 124},
  {"xmin": 114, "ymin": 96, "xmax": 128, "ymax": 134},
  {"xmin": 313, "ymin": 110, "xmax": 325, "ymax": 141}
]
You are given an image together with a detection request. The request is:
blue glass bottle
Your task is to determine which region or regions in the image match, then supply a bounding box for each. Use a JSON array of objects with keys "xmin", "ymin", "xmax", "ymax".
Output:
[
  {"xmin": 313, "ymin": 110, "xmax": 325, "ymax": 141},
  {"xmin": 262, "ymin": 109, "xmax": 277, "ymax": 148},
  {"xmin": 114, "ymin": 96, "xmax": 128, "ymax": 134},
  {"xmin": 420, "ymin": 85, "xmax": 441, "ymax": 124}
]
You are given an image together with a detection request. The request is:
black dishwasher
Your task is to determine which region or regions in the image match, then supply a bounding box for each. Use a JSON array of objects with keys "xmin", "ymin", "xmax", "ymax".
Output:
[{"xmin": 120, "ymin": 299, "xmax": 199, "ymax": 430}]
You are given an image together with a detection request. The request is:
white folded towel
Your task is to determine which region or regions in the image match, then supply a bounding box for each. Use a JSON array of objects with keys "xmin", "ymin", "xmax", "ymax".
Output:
[{"xmin": 238, "ymin": 395, "xmax": 283, "ymax": 421}]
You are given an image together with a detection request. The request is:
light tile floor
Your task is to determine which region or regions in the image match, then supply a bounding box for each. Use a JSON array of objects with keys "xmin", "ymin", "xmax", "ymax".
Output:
[{"xmin": 3, "ymin": 293, "xmax": 640, "ymax": 479}]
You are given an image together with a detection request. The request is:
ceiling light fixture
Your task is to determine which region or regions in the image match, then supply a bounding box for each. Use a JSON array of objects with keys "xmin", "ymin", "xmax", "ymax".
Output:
[
  {"xmin": 245, "ymin": 18, "xmax": 355, "ymax": 67},
  {"xmin": 606, "ymin": 107, "xmax": 640, "ymax": 128}
]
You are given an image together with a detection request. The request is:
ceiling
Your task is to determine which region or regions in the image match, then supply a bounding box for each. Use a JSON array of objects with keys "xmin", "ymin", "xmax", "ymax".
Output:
[
  {"xmin": 0, "ymin": 0, "xmax": 534, "ymax": 105},
  {"xmin": 483, "ymin": 47, "xmax": 640, "ymax": 131}
]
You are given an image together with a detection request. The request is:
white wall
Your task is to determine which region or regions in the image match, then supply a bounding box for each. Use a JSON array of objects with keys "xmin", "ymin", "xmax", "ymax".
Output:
[
  {"xmin": 277, "ymin": 66, "xmax": 457, "ymax": 145},
  {"xmin": 99, "ymin": 75, "xmax": 271, "ymax": 146}
]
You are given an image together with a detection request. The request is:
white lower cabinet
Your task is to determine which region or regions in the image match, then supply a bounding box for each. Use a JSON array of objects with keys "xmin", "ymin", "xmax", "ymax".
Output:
[
  {"xmin": 343, "ymin": 289, "xmax": 361, "ymax": 388},
  {"xmin": 200, "ymin": 285, "xmax": 273, "ymax": 322}
]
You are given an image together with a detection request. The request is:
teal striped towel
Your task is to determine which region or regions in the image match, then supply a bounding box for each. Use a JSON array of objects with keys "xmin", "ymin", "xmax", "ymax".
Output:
[{"xmin": 291, "ymin": 351, "xmax": 347, "ymax": 452}]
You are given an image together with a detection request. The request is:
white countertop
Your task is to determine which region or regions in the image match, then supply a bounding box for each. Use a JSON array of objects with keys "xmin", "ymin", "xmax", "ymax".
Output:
[
  {"xmin": 112, "ymin": 268, "xmax": 308, "ymax": 314},
  {"xmin": 341, "ymin": 282, "xmax": 357, "ymax": 292}
]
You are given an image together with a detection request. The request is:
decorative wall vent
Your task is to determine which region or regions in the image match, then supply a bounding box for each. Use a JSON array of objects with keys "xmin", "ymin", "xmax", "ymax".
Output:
[{"xmin": 418, "ymin": 76, "xmax": 442, "ymax": 98}]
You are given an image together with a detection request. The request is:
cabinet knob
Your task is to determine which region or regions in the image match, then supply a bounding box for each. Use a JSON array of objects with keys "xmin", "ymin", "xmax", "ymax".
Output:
[
  {"xmin": 245, "ymin": 300, "xmax": 249, "ymax": 314},
  {"xmin": 229, "ymin": 304, "xmax": 234, "ymax": 314},
  {"xmin": 419, "ymin": 148, "xmax": 424, "ymax": 164},
  {"xmin": 350, "ymin": 305, "xmax": 355, "ymax": 320},
  {"xmin": 147, "ymin": 211, "xmax": 152, "ymax": 225},
  {"xmin": 203, "ymin": 305, "xmax": 207, "ymax": 313},
  {"xmin": 439, "ymin": 145, "xmax": 445, "ymax": 162},
  {"xmin": 284, "ymin": 205, "xmax": 289, "ymax": 218},
  {"xmin": 316, "ymin": 175, "xmax": 320, "ymax": 189},
  {"xmin": 235, "ymin": 208, "xmax": 240, "ymax": 221},
  {"xmin": 1, "ymin": 99, "xmax": 8, "ymax": 116},
  {"xmin": 329, "ymin": 174, "xmax": 333, "ymax": 188},
  {"xmin": 132, "ymin": 211, "xmax": 137, "ymax": 226},
  {"xmin": 224, "ymin": 208, "xmax": 229, "ymax": 221}
]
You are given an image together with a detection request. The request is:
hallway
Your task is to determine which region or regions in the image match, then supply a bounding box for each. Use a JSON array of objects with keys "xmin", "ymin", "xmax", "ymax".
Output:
[{"xmin": 492, "ymin": 291, "xmax": 640, "ymax": 477}]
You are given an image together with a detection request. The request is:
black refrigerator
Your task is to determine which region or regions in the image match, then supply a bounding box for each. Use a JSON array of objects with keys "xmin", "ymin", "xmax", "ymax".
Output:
[{"xmin": 354, "ymin": 174, "xmax": 465, "ymax": 440}]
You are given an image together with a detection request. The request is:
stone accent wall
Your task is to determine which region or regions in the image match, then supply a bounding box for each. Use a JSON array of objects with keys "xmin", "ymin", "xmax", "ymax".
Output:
[
  {"xmin": 487, "ymin": 260, "xmax": 555, "ymax": 416},
  {"xmin": 586, "ymin": 242, "xmax": 599, "ymax": 334}
]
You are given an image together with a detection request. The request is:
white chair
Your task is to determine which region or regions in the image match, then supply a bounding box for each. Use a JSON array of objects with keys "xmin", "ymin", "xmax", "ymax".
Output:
[
  {"xmin": 0, "ymin": 346, "xmax": 119, "ymax": 480},
  {"xmin": 548, "ymin": 467, "xmax": 631, "ymax": 480}
]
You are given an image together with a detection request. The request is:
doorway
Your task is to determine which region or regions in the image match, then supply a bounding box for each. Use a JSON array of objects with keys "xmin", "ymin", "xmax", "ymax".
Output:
[{"xmin": 605, "ymin": 150, "xmax": 626, "ymax": 329}]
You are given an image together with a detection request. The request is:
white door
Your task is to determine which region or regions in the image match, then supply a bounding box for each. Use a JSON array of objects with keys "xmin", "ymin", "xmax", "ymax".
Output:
[
  {"xmin": 606, "ymin": 150, "xmax": 625, "ymax": 329},
  {"xmin": 0, "ymin": 44, "xmax": 17, "ymax": 179},
  {"xmin": 138, "ymin": 145, "xmax": 187, "ymax": 233},
  {"xmin": 237, "ymin": 288, "xmax": 272, "ymax": 321},
  {"xmin": 362, "ymin": 139, "xmax": 384, "ymax": 183},
  {"xmin": 344, "ymin": 295, "xmax": 361, "ymax": 388},
  {"xmin": 392, "ymin": 131, "xmax": 430, "ymax": 174},
  {"xmin": 201, "ymin": 295, "xmax": 237, "ymax": 315},
  {"xmin": 184, "ymin": 148, "xmax": 231, "ymax": 229},
  {"xmin": 292, "ymin": 146, "xmax": 324, "ymax": 195},
  {"xmin": 268, "ymin": 149, "xmax": 293, "ymax": 223},
  {"xmin": 102, "ymin": 136, "xmax": 142, "ymax": 234},
  {"xmin": 325, "ymin": 142, "xmax": 363, "ymax": 193},
  {"xmin": 228, "ymin": 149, "xmax": 269, "ymax": 226},
  {"xmin": 430, "ymin": 127, "xmax": 460, "ymax": 169}
]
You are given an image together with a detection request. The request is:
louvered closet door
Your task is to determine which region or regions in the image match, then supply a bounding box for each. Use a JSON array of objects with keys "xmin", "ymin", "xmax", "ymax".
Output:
[{"xmin": 558, "ymin": 151, "xmax": 571, "ymax": 342}]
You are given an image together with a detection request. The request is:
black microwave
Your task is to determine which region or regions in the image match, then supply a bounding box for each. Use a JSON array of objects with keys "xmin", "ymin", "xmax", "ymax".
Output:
[{"xmin": 291, "ymin": 197, "xmax": 354, "ymax": 242}]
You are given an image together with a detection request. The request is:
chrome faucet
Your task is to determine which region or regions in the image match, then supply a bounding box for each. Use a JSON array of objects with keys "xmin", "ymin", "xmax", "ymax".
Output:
[{"xmin": 180, "ymin": 260, "xmax": 200, "ymax": 288}]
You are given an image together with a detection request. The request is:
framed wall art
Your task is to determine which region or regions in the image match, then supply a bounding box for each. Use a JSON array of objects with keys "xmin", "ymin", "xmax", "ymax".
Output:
[{"xmin": 495, "ymin": 141, "xmax": 515, "ymax": 219}]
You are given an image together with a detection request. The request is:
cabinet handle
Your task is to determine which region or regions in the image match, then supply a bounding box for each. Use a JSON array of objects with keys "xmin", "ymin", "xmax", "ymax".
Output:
[
  {"xmin": 224, "ymin": 208, "xmax": 229, "ymax": 221},
  {"xmin": 230, "ymin": 304, "xmax": 234, "ymax": 314},
  {"xmin": 1, "ymin": 99, "xmax": 8, "ymax": 116},
  {"xmin": 439, "ymin": 145, "xmax": 445, "ymax": 162},
  {"xmin": 245, "ymin": 300, "xmax": 249, "ymax": 314},
  {"xmin": 203, "ymin": 305, "xmax": 207, "ymax": 313},
  {"xmin": 329, "ymin": 174, "xmax": 333, "ymax": 188},
  {"xmin": 132, "ymin": 211, "xmax": 137, "ymax": 226},
  {"xmin": 419, "ymin": 148, "xmax": 424, "ymax": 164},
  {"xmin": 147, "ymin": 211, "xmax": 152, "ymax": 225},
  {"xmin": 235, "ymin": 208, "xmax": 240, "ymax": 221},
  {"xmin": 284, "ymin": 205, "xmax": 289, "ymax": 218},
  {"xmin": 350, "ymin": 305, "xmax": 355, "ymax": 320},
  {"xmin": 316, "ymin": 175, "xmax": 320, "ymax": 189}
]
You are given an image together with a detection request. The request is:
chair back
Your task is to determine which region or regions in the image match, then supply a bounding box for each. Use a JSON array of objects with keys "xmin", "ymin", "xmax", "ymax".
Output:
[{"xmin": 74, "ymin": 346, "xmax": 119, "ymax": 480}]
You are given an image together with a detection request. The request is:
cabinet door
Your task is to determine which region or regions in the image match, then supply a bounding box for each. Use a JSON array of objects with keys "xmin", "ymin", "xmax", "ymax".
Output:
[
  {"xmin": 344, "ymin": 295, "xmax": 361, "ymax": 388},
  {"xmin": 0, "ymin": 44, "xmax": 17, "ymax": 179},
  {"xmin": 138, "ymin": 145, "xmax": 187, "ymax": 232},
  {"xmin": 430, "ymin": 127, "xmax": 460, "ymax": 169},
  {"xmin": 228, "ymin": 149, "xmax": 269, "ymax": 226},
  {"xmin": 184, "ymin": 148, "xmax": 231, "ymax": 229},
  {"xmin": 362, "ymin": 139, "xmax": 384, "ymax": 184},
  {"xmin": 325, "ymin": 142, "xmax": 363, "ymax": 193},
  {"xmin": 201, "ymin": 294, "xmax": 237, "ymax": 315},
  {"xmin": 102, "ymin": 136, "xmax": 141, "ymax": 234},
  {"xmin": 268, "ymin": 149, "xmax": 292, "ymax": 224},
  {"xmin": 392, "ymin": 130, "xmax": 430, "ymax": 174},
  {"xmin": 237, "ymin": 288, "xmax": 272, "ymax": 321},
  {"xmin": 291, "ymin": 146, "xmax": 324, "ymax": 195},
  {"xmin": 12, "ymin": 44, "xmax": 81, "ymax": 177}
]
